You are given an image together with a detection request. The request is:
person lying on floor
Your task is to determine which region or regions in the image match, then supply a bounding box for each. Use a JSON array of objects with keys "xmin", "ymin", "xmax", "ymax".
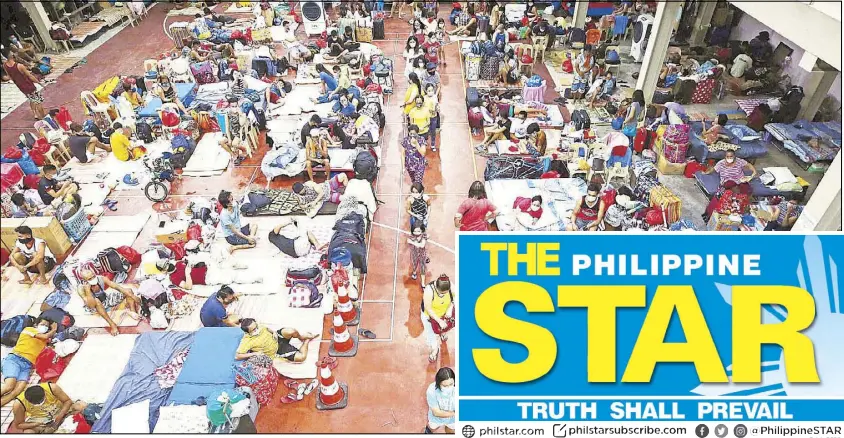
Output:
[
  {"xmin": 9, "ymin": 192, "xmax": 52, "ymax": 218},
  {"xmin": 1, "ymin": 319, "xmax": 56, "ymax": 407},
  {"xmin": 11, "ymin": 383, "xmax": 87, "ymax": 434},
  {"xmin": 200, "ymin": 285, "xmax": 241, "ymax": 328},
  {"xmin": 236, "ymin": 318, "xmax": 317, "ymax": 363},
  {"xmin": 155, "ymin": 241, "xmax": 260, "ymax": 286},
  {"xmin": 78, "ymin": 269, "xmax": 142, "ymax": 336},
  {"xmin": 219, "ymin": 190, "xmax": 258, "ymax": 253},
  {"xmin": 293, "ymin": 175, "xmax": 348, "ymax": 214},
  {"xmin": 268, "ymin": 217, "xmax": 328, "ymax": 258},
  {"xmin": 10, "ymin": 226, "xmax": 55, "ymax": 285}
]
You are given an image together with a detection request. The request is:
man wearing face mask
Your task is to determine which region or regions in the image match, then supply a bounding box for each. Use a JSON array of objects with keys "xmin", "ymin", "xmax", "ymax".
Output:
[
  {"xmin": 235, "ymin": 318, "xmax": 317, "ymax": 363},
  {"xmin": 200, "ymin": 285, "xmax": 241, "ymax": 327},
  {"xmin": 567, "ymin": 183, "xmax": 607, "ymax": 231},
  {"xmin": 9, "ymin": 226, "xmax": 55, "ymax": 285},
  {"xmin": 78, "ymin": 269, "xmax": 142, "ymax": 336},
  {"xmin": 37, "ymin": 165, "xmax": 77, "ymax": 207},
  {"xmin": 10, "ymin": 383, "xmax": 86, "ymax": 434},
  {"xmin": 1, "ymin": 319, "xmax": 56, "ymax": 407},
  {"xmin": 219, "ymin": 190, "xmax": 258, "ymax": 253},
  {"xmin": 268, "ymin": 218, "xmax": 327, "ymax": 258}
]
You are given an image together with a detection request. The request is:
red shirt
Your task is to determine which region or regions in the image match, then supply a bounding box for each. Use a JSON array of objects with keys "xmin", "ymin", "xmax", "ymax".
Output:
[
  {"xmin": 457, "ymin": 198, "xmax": 495, "ymax": 231},
  {"xmin": 540, "ymin": 171, "xmax": 559, "ymax": 179},
  {"xmin": 423, "ymin": 41, "xmax": 440, "ymax": 65},
  {"xmin": 513, "ymin": 196, "xmax": 543, "ymax": 220},
  {"xmin": 169, "ymin": 262, "xmax": 208, "ymax": 287}
]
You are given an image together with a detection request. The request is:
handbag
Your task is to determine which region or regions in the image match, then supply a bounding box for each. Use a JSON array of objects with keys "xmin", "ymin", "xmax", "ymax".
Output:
[{"xmin": 426, "ymin": 287, "xmax": 455, "ymax": 335}]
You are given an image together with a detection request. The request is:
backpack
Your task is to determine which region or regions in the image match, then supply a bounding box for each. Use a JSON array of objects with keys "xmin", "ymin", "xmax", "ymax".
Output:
[
  {"xmin": 39, "ymin": 308, "xmax": 75, "ymax": 331},
  {"xmin": 135, "ymin": 121, "xmax": 154, "ymax": 143},
  {"xmin": 97, "ymin": 247, "xmax": 130, "ymax": 274},
  {"xmin": 569, "ymin": 28, "xmax": 586, "ymax": 43},
  {"xmin": 116, "ymin": 245, "xmax": 141, "ymax": 265},
  {"xmin": 247, "ymin": 191, "xmax": 270, "ymax": 209},
  {"xmin": 571, "ymin": 109, "xmax": 591, "ymax": 131},
  {"xmin": 353, "ymin": 150, "xmax": 378, "ymax": 182},
  {"xmin": 466, "ymin": 87, "xmax": 480, "ymax": 108},
  {"xmin": 171, "ymin": 134, "xmax": 190, "ymax": 152},
  {"xmin": 328, "ymin": 246, "xmax": 353, "ymax": 266},
  {"xmin": 285, "ymin": 266, "xmax": 323, "ymax": 287},
  {"xmin": 605, "ymin": 49, "xmax": 620, "ymax": 63},
  {"xmin": 0, "ymin": 315, "xmax": 36, "ymax": 347}
]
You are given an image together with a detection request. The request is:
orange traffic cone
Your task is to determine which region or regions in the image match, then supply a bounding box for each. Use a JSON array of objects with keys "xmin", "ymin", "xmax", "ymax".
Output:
[
  {"xmin": 315, "ymin": 362, "xmax": 348, "ymax": 410},
  {"xmin": 337, "ymin": 284, "xmax": 360, "ymax": 326},
  {"xmin": 329, "ymin": 310, "xmax": 358, "ymax": 357}
]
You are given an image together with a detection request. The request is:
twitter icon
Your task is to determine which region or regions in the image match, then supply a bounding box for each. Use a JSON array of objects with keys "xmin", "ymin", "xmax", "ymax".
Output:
[{"xmin": 714, "ymin": 424, "xmax": 729, "ymax": 438}]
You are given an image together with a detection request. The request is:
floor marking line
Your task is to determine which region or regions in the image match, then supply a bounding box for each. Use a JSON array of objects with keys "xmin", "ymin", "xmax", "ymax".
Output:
[
  {"xmin": 457, "ymin": 43, "xmax": 479, "ymax": 180},
  {"xmin": 371, "ymin": 221, "xmax": 455, "ymax": 254}
]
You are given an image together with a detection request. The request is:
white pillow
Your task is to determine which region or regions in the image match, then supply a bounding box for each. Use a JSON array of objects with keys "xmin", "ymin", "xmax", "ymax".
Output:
[{"xmin": 111, "ymin": 399, "xmax": 151, "ymax": 434}]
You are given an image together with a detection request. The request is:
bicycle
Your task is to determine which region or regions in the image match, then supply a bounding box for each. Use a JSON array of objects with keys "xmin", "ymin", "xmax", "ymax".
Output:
[{"xmin": 142, "ymin": 153, "xmax": 175, "ymax": 202}]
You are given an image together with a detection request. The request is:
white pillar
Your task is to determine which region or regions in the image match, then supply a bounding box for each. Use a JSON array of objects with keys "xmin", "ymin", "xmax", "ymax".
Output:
[
  {"xmin": 792, "ymin": 153, "xmax": 843, "ymax": 232},
  {"xmin": 21, "ymin": 1, "xmax": 58, "ymax": 52},
  {"xmin": 797, "ymin": 68, "xmax": 838, "ymax": 121},
  {"xmin": 573, "ymin": 0, "xmax": 588, "ymax": 29},
  {"xmin": 635, "ymin": 1, "xmax": 682, "ymax": 105},
  {"xmin": 688, "ymin": 0, "xmax": 716, "ymax": 47}
]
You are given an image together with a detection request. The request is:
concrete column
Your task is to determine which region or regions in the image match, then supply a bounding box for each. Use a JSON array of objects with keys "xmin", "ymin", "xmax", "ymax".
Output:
[
  {"xmin": 573, "ymin": 0, "xmax": 588, "ymax": 29},
  {"xmin": 20, "ymin": 1, "xmax": 58, "ymax": 52},
  {"xmin": 688, "ymin": 0, "xmax": 717, "ymax": 47},
  {"xmin": 635, "ymin": 1, "xmax": 682, "ymax": 105},
  {"xmin": 792, "ymin": 153, "xmax": 842, "ymax": 231},
  {"xmin": 797, "ymin": 67, "xmax": 838, "ymax": 121}
]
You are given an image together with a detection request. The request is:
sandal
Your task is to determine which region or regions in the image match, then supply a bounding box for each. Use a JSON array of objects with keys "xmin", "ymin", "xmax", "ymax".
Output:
[
  {"xmin": 304, "ymin": 379, "xmax": 318, "ymax": 395},
  {"xmin": 283, "ymin": 379, "xmax": 300, "ymax": 390},
  {"xmin": 428, "ymin": 351, "xmax": 438, "ymax": 363},
  {"xmin": 280, "ymin": 391, "xmax": 301, "ymax": 404},
  {"xmin": 318, "ymin": 356, "xmax": 338, "ymax": 370},
  {"xmin": 358, "ymin": 328, "xmax": 376, "ymax": 339}
]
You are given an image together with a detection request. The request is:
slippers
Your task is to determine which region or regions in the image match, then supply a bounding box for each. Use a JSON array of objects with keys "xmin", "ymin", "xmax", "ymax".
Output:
[
  {"xmin": 318, "ymin": 356, "xmax": 338, "ymax": 370},
  {"xmin": 304, "ymin": 379, "xmax": 318, "ymax": 395},
  {"xmin": 283, "ymin": 379, "xmax": 300, "ymax": 390},
  {"xmin": 358, "ymin": 328, "xmax": 376, "ymax": 339},
  {"xmin": 279, "ymin": 391, "xmax": 301, "ymax": 404}
]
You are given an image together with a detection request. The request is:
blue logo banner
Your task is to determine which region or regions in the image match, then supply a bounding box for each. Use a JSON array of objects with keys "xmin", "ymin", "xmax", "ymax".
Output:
[{"xmin": 456, "ymin": 234, "xmax": 843, "ymax": 421}]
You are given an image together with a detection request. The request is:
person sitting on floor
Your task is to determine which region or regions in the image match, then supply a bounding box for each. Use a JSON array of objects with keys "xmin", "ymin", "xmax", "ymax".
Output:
[
  {"xmin": 587, "ymin": 71, "xmax": 616, "ymax": 107},
  {"xmin": 765, "ymin": 199, "xmax": 802, "ymax": 231},
  {"xmin": 200, "ymin": 285, "xmax": 241, "ymax": 327},
  {"xmin": 701, "ymin": 150, "xmax": 757, "ymax": 222},
  {"xmin": 526, "ymin": 123, "xmax": 547, "ymax": 156},
  {"xmin": 68, "ymin": 123, "xmax": 111, "ymax": 164},
  {"xmin": 449, "ymin": 3, "xmax": 478, "ymax": 36},
  {"xmin": 334, "ymin": 93, "xmax": 357, "ymax": 117},
  {"xmin": 479, "ymin": 112, "xmax": 513, "ymax": 150},
  {"xmin": 219, "ymin": 96, "xmax": 250, "ymax": 165},
  {"xmin": 700, "ymin": 113, "xmax": 729, "ymax": 145},
  {"xmin": 305, "ymin": 129, "xmax": 331, "ymax": 182},
  {"xmin": 567, "ymin": 183, "xmax": 606, "ymax": 231},
  {"xmin": 11, "ymin": 383, "xmax": 87, "ymax": 434},
  {"xmin": 293, "ymin": 175, "xmax": 348, "ymax": 215},
  {"xmin": 268, "ymin": 218, "xmax": 327, "ymax": 258},
  {"xmin": 37, "ymin": 165, "xmax": 77, "ymax": 207},
  {"xmin": 513, "ymin": 195, "xmax": 544, "ymax": 226},
  {"xmin": 313, "ymin": 64, "xmax": 340, "ymax": 104},
  {"xmin": 9, "ymin": 226, "xmax": 55, "ymax": 285},
  {"xmin": 109, "ymin": 123, "xmax": 145, "ymax": 162},
  {"xmin": 219, "ymin": 190, "xmax": 258, "ymax": 252},
  {"xmin": 78, "ymin": 269, "xmax": 142, "ymax": 336},
  {"xmin": 0, "ymin": 319, "xmax": 56, "ymax": 407},
  {"xmin": 236, "ymin": 318, "xmax": 317, "ymax": 364},
  {"xmin": 9, "ymin": 192, "xmax": 49, "ymax": 218}
]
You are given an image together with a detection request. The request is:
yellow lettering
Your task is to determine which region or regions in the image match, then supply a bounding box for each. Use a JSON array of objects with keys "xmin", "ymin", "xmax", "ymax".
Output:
[
  {"xmin": 473, "ymin": 282, "xmax": 557, "ymax": 383},
  {"xmin": 558, "ymin": 286, "xmax": 646, "ymax": 382},
  {"xmin": 537, "ymin": 243, "xmax": 561, "ymax": 276},
  {"xmin": 732, "ymin": 286, "xmax": 819, "ymax": 382},
  {"xmin": 508, "ymin": 243, "xmax": 536, "ymax": 275},
  {"xmin": 480, "ymin": 242, "xmax": 508, "ymax": 276},
  {"xmin": 623, "ymin": 286, "xmax": 727, "ymax": 383}
]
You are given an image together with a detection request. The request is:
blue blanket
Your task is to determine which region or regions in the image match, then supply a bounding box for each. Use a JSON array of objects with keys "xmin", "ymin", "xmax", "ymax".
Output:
[
  {"xmin": 166, "ymin": 327, "xmax": 244, "ymax": 406},
  {"xmin": 92, "ymin": 331, "xmax": 196, "ymax": 433},
  {"xmin": 137, "ymin": 83, "xmax": 198, "ymax": 118},
  {"xmin": 688, "ymin": 121, "xmax": 770, "ymax": 162}
]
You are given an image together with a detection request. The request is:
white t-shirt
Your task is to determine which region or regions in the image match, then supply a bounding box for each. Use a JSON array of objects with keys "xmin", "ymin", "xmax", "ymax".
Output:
[
  {"xmin": 15, "ymin": 237, "xmax": 54, "ymax": 260},
  {"xmin": 730, "ymin": 54, "xmax": 753, "ymax": 78}
]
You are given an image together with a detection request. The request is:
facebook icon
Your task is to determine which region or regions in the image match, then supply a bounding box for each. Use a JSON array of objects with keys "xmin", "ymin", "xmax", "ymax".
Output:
[{"xmin": 695, "ymin": 424, "xmax": 710, "ymax": 438}]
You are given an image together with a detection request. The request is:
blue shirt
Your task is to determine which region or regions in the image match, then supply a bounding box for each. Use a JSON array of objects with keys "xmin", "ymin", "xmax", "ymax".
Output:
[
  {"xmin": 200, "ymin": 296, "xmax": 227, "ymax": 327},
  {"xmin": 220, "ymin": 206, "xmax": 242, "ymax": 238},
  {"xmin": 320, "ymin": 71, "xmax": 338, "ymax": 92}
]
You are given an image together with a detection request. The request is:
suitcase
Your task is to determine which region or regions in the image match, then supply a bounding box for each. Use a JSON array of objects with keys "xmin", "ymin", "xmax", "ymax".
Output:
[
  {"xmin": 691, "ymin": 79, "xmax": 716, "ymax": 104},
  {"xmin": 465, "ymin": 53, "xmax": 481, "ymax": 81},
  {"xmin": 373, "ymin": 18, "xmax": 385, "ymax": 40},
  {"xmin": 633, "ymin": 128, "xmax": 654, "ymax": 153}
]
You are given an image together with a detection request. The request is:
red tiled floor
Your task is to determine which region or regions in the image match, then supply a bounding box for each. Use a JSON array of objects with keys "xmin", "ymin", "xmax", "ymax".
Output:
[{"xmin": 6, "ymin": 3, "xmax": 478, "ymax": 433}]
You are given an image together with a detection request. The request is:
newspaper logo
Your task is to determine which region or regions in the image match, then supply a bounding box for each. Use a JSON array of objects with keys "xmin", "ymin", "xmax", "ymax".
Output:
[{"xmin": 462, "ymin": 424, "xmax": 476, "ymax": 438}]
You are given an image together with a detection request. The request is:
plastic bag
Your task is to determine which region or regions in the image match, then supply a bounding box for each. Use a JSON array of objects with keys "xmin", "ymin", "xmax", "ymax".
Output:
[
  {"xmin": 186, "ymin": 223, "xmax": 203, "ymax": 242},
  {"xmin": 35, "ymin": 347, "xmax": 69, "ymax": 381}
]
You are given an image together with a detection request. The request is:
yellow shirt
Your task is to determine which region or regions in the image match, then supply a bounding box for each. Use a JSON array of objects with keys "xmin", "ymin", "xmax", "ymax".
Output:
[
  {"xmin": 122, "ymin": 91, "xmax": 141, "ymax": 107},
  {"xmin": 408, "ymin": 105, "xmax": 432, "ymax": 134},
  {"xmin": 426, "ymin": 287, "xmax": 453, "ymax": 319},
  {"xmin": 17, "ymin": 383, "xmax": 61, "ymax": 423},
  {"xmin": 403, "ymin": 84, "xmax": 419, "ymax": 115},
  {"xmin": 236, "ymin": 326, "xmax": 278, "ymax": 357},
  {"xmin": 13, "ymin": 327, "xmax": 48, "ymax": 364},
  {"xmin": 110, "ymin": 131, "xmax": 132, "ymax": 161},
  {"xmin": 337, "ymin": 73, "xmax": 351, "ymax": 91}
]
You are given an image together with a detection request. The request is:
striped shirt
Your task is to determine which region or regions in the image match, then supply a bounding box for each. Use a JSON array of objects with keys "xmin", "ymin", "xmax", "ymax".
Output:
[
  {"xmin": 713, "ymin": 158, "xmax": 748, "ymax": 185},
  {"xmin": 776, "ymin": 204, "xmax": 803, "ymax": 224}
]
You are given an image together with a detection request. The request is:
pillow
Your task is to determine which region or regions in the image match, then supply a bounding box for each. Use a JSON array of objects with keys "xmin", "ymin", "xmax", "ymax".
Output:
[{"xmin": 111, "ymin": 400, "xmax": 151, "ymax": 434}]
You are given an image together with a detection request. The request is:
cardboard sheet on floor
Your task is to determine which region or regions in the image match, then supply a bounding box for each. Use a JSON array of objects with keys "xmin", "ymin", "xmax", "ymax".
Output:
[
  {"xmin": 167, "ymin": 5, "xmax": 206, "ymax": 16},
  {"xmin": 91, "ymin": 212, "xmax": 152, "ymax": 233},
  {"xmin": 62, "ymin": 140, "xmax": 171, "ymax": 190},
  {"xmin": 73, "ymin": 231, "xmax": 142, "ymax": 261},
  {"xmin": 213, "ymin": 215, "xmax": 335, "ymax": 268},
  {"xmin": 57, "ymin": 334, "xmax": 139, "ymax": 404},
  {"xmin": 225, "ymin": 3, "xmax": 253, "ymax": 13},
  {"xmin": 182, "ymin": 132, "xmax": 230, "ymax": 176},
  {"xmin": 268, "ymin": 86, "xmax": 321, "ymax": 116},
  {"xmin": 0, "ymin": 270, "xmax": 53, "ymax": 317},
  {"xmin": 153, "ymin": 405, "xmax": 209, "ymax": 434}
]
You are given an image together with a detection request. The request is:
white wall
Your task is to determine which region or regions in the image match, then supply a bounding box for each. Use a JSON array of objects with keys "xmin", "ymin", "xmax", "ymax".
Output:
[{"xmin": 730, "ymin": 13, "xmax": 842, "ymax": 105}]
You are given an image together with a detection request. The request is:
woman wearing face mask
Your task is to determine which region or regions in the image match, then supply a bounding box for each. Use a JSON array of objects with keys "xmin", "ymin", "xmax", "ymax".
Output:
[
  {"xmin": 407, "ymin": 223, "xmax": 429, "ymax": 283},
  {"xmin": 402, "ymin": 124, "xmax": 428, "ymax": 185},
  {"xmin": 406, "ymin": 182, "xmax": 431, "ymax": 229},
  {"xmin": 425, "ymin": 367, "xmax": 455, "ymax": 434},
  {"xmin": 403, "ymin": 37, "xmax": 424, "ymax": 79},
  {"xmin": 701, "ymin": 149, "xmax": 757, "ymax": 222},
  {"xmin": 435, "ymin": 19, "xmax": 447, "ymax": 66},
  {"xmin": 479, "ymin": 113, "xmax": 513, "ymax": 150},
  {"xmin": 421, "ymin": 275, "xmax": 455, "ymax": 363},
  {"xmin": 412, "ymin": 18, "xmax": 427, "ymax": 43},
  {"xmin": 408, "ymin": 95, "xmax": 433, "ymax": 143},
  {"xmin": 513, "ymin": 194, "xmax": 544, "ymax": 226},
  {"xmin": 78, "ymin": 269, "xmax": 142, "ymax": 336},
  {"xmin": 622, "ymin": 89, "xmax": 645, "ymax": 142},
  {"xmin": 155, "ymin": 74, "xmax": 186, "ymax": 113},
  {"xmin": 0, "ymin": 319, "xmax": 56, "ymax": 407},
  {"xmin": 567, "ymin": 183, "xmax": 606, "ymax": 231},
  {"xmin": 404, "ymin": 72, "xmax": 423, "ymax": 117}
]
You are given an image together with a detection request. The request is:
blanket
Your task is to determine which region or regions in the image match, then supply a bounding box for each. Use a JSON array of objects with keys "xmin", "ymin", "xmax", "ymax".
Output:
[
  {"xmin": 92, "ymin": 331, "xmax": 196, "ymax": 433},
  {"xmin": 486, "ymin": 178, "xmax": 588, "ymax": 231}
]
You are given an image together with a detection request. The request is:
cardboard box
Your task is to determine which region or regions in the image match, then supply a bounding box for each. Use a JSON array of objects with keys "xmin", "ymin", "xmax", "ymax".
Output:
[
  {"xmin": 24, "ymin": 216, "xmax": 73, "ymax": 257},
  {"xmin": 657, "ymin": 153, "xmax": 686, "ymax": 175},
  {"xmin": 1, "ymin": 218, "xmax": 28, "ymax": 253},
  {"xmin": 155, "ymin": 220, "xmax": 189, "ymax": 244}
]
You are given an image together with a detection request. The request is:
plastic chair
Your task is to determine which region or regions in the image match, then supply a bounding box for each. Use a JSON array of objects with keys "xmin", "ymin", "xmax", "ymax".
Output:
[
  {"xmin": 606, "ymin": 145, "xmax": 632, "ymax": 184},
  {"xmin": 81, "ymin": 90, "xmax": 113, "ymax": 130},
  {"xmin": 33, "ymin": 121, "xmax": 71, "ymax": 163},
  {"xmin": 514, "ymin": 44, "xmax": 535, "ymax": 77},
  {"xmin": 530, "ymin": 35, "xmax": 549, "ymax": 63},
  {"xmin": 604, "ymin": 45, "xmax": 621, "ymax": 76}
]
